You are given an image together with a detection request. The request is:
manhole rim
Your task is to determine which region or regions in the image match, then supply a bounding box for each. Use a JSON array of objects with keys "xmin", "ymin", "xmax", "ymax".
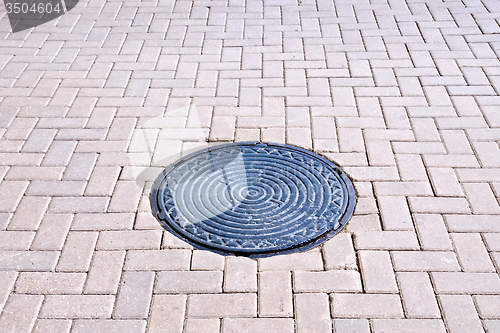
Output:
[{"xmin": 150, "ymin": 141, "xmax": 357, "ymax": 258}]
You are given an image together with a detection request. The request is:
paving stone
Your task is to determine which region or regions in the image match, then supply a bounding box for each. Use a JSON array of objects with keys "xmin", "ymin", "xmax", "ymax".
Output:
[
  {"xmin": 72, "ymin": 213, "xmax": 134, "ymax": 230},
  {"xmin": 84, "ymin": 166, "xmax": 121, "ymax": 196},
  {"xmin": 258, "ymin": 251, "xmax": 323, "ymax": 271},
  {"xmin": 0, "ymin": 251, "xmax": 59, "ymax": 271},
  {"xmin": 484, "ymin": 320, "xmax": 500, "ymax": 333},
  {"xmin": 41, "ymin": 141, "xmax": 77, "ymax": 166},
  {"xmin": 397, "ymin": 272, "xmax": 441, "ymax": 318},
  {"xmin": 428, "ymin": 167, "xmax": 464, "ymax": 197},
  {"xmin": 223, "ymin": 318, "xmax": 294, "ymax": 333},
  {"xmin": 451, "ymin": 233, "xmax": 495, "ymax": 272},
  {"xmin": 32, "ymin": 319, "xmax": 71, "ymax": 333},
  {"xmin": 155, "ymin": 271, "xmax": 223, "ymax": 293},
  {"xmin": 124, "ymin": 250, "xmax": 191, "ymax": 270},
  {"xmin": 15, "ymin": 272, "xmax": 86, "ymax": 294},
  {"xmin": 187, "ymin": 293, "xmax": 257, "ymax": 317},
  {"xmin": 0, "ymin": 231, "xmax": 34, "ymax": 250},
  {"xmin": 72, "ymin": 320, "xmax": 146, "ymax": 333},
  {"xmin": 224, "ymin": 256, "xmax": 257, "ymax": 292},
  {"xmin": 97, "ymin": 230, "xmax": 162, "ymax": 250},
  {"xmin": 354, "ymin": 231, "xmax": 420, "ymax": 250},
  {"xmin": 84, "ymin": 250, "xmax": 125, "ymax": 295},
  {"xmin": 62, "ymin": 153, "xmax": 98, "ymax": 180},
  {"xmin": 0, "ymin": 295, "xmax": 43, "ymax": 333},
  {"xmin": 26, "ymin": 180, "xmax": 86, "ymax": 197},
  {"xmin": 295, "ymin": 293, "xmax": 331, "ymax": 333},
  {"xmin": 0, "ymin": 272, "xmax": 17, "ymax": 313},
  {"xmin": 0, "ymin": 181, "xmax": 28, "ymax": 212},
  {"xmin": 31, "ymin": 214, "xmax": 72, "ymax": 250},
  {"xmin": 48, "ymin": 197, "xmax": 109, "ymax": 213},
  {"xmin": 113, "ymin": 271, "xmax": 154, "ymax": 319},
  {"xmin": 377, "ymin": 196, "xmax": 414, "ymax": 230},
  {"xmin": 408, "ymin": 197, "xmax": 471, "ymax": 214},
  {"xmin": 431, "ymin": 272, "xmax": 500, "ymax": 294},
  {"xmin": 294, "ymin": 270, "xmax": 362, "ymax": 293},
  {"xmin": 483, "ymin": 233, "xmax": 500, "ymax": 251},
  {"xmin": 40, "ymin": 295, "xmax": 115, "ymax": 319},
  {"xmin": 322, "ymin": 233, "xmax": 357, "ymax": 270},
  {"xmin": 392, "ymin": 251, "xmax": 461, "ymax": 271},
  {"xmin": 334, "ymin": 319, "xmax": 370, "ymax": 333},
  {"xmin": 148, "ymin": 295, "xmax": 186, "ymax": 333},
  {"xmin": 439, "ymin": 295, "xmax": 484, "ymax": 333},
  {"xmin": 107, "ymin": 181, "xmax": 144, "ymax": 212},
  {"xmin": 371, "ymin": 319, "xmax": 446, "ymax": 333},
  {"xmin": 445, "ymin": 215, "xmax": 500, "ymax": 232},
  {"xmin": 191, "ymin": 250, "xmax": 224, "ymax": 270},
  {"xmin": 331, "ymin": 294, "xmax": 404, "ymax": 318},
  {"xmin": 259, "ymin": 271, "xmax": 293, "ymax": 317},
  {"xmin": 21, "ymin": 129, "xmax": 57, "ymax": 153},
  {"xmin": 359, "ymin": 250, "xmax": 398, "ymax": 293},
  {"xmin": 462, "ymin": 183, "xmax": 500, "ymax": 214},
  {"xmin": 184, "ymin": 318, "xmax": 219, "ymax": 333},
  {"xmin": 56, "ymin": 231, "xmax": 98, "ymax": 272}
]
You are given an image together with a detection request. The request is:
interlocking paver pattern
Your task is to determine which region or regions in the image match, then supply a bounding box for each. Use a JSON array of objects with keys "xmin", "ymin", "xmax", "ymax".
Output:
[{"xmin": 0, "ymin": 0, "xmax": 499, "ymax": 330}]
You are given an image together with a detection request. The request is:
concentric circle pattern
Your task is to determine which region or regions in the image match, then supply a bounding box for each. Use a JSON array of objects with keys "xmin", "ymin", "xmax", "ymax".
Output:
[{"xmin": 151, "ymin": 142, "xmax": 356, "ymax": 257}]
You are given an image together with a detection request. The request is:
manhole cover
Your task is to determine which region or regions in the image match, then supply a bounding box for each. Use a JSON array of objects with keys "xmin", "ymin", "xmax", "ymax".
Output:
[{"xmin": 150, "ymin": 142, "xmax": 356, "ymax": 257}]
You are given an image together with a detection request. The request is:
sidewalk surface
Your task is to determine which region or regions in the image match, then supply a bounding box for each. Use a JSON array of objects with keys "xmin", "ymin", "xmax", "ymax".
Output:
[{"xmin": 1, "ymin": 0, "xmax": 500, "ymax": 331}]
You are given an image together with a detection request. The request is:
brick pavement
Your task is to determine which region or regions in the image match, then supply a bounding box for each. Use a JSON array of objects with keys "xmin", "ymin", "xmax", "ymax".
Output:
[{"xmin": 0, "ymin": 0, "xmax": 500, "ymax": 331}]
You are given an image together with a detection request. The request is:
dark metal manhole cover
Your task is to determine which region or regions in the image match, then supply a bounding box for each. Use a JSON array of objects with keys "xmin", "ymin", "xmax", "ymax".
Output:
[{"xmin": 150, "ymin": 142, "xmax": 356, "ymax": 257}]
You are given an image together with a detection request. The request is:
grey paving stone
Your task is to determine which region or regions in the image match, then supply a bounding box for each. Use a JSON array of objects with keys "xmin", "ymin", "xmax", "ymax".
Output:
[
  {"xmin": 439, "ymin": 295, "xmax": 484, "ymax": 333},
  {"xmin": 451, "ymin": 233, "xmax": 496, "ymax": 272},
  {"xmin": 431, "ymin": 272, "xmax": 500, "ymax": 294},
  {"xmin": 354, "ymin": 231, "xmax": 420, "ymax": 250},
  {"xmin": 191, "ymin": 250, "xmax": 225, "ymax": 271},
  {"xmin": 334, "ymin": 319, "xmax": 370, "ymax": 333},
  {"xmin": 0, "ymin": 271, "xmax": 17, "ymax": 312},
  {"xmin": 224, "ymin": 257, "xmax": 257, "ymax": 292},
  {"xmin": 0, "ymin": 294, "xmax": 43, "ymax": 333},
  {"xmin": 5, "ymin": 166, "xmax": 64, "ymax": 180},
  {"xmin": 97, "ymin": 230, "xmax": 162, "ymax": 250},
  {"xmin": 124, "ymin": 250, "xmax": 191, "ymax": 270},
  {"xmin": 295, "ymin": 293, "xmax": 331, "ymax": 333},
  {"xmin": 397, "ymin": 272, "xmax": 441, "ymax": 318},
  {"xmin": 0, "ymin": 181, "xmax": 29, "ymax": 212},
  {"xmin": 107, "ymin": 181, "xmax": 143, "ymax": 212},
  {"xmin": 258, "ymin": 251, "xmax": 323, "ymax": 271},
  {"xmin": 148, "ymin": 295, "xmax": 186, "ymax": 333},
  {"xmin": 72, "ymin": 213, "xmax": 134, "ymax": 230},
  {"xmin": 474, "ymin": 295, "xmax": 500, "ymax": 319},
  {"xmin": 48, "ymin": 197, "xmax": 109, "ymax": 213},
  {"xmin": 39, "ymin": 295, "xmax": 115, "ymax": 319},
  {"xmin": 41, "ymin": 141, "xmax": 77, "ymax": 166},
  {"xmin": 56, "ymin": 231, "xmax": 98, "ymax": 272},
  {"xmin": 187, "ymin": 293, "xmax": 257, "ymax": 317},
  {"xmin": 391, "ymin": 251, "xmax": 461, "ymax": 271},
  {"xmin": 322, "ymin": 233, "xmax": 357, "ymax": 270},
  {"xmin": 184, "ymin": 318, "xmax": 220, "ymax": 333},
  {"xmin": 358, "ymin": 250, "xmax": 398, "ymax": 293},
  {"xmin": 259, "ymin": 271, "xmax": 293, "ymax": 317},
  {"xmin": 371, "ymin": 319, "xmax": 446, "ymax": 333},
  {"xmin": 15, "ymin": 272, "xmax": 86, "ymax": 294},
  {"xmin": 31, "ymin": 214, "xmax": 72, "ymax": 250},
  {"xmin": 331, "ymin": 294, "xmax": 404, "ymax": 318},
  {"xmin": 223, "ymin": 318, "xmax": 294, "ymax": 333},
  {"xmin": 155, "ymin": 270, "xmax": 223, "ymax": 293},
  {"xmin": 413, "ymin": 214, "xmax": 453, "ymax": 251},
  {"xmin": 0, "ymin": 231, "xmax": 34, "ymax": 250},
  {"xmin": 7, "ymin": 196, "xmax": 49, "ymax": 230},
  {"xmin": 113, "ymin": 271, "xmax": 154, "ymax": 319},
  {"xmin": 0, "ymin": 251, "xmax": 59, "ymax": 271},
  {"xmin": 72, "ymin": 320, "xmax": 146, "ymax": 333},
  {"xmin": 32, "ymin": 319, "xmax": 71, "ymax": 333},
  {"xmin": 26, "ymin": 181, "xmax": 86, "ymax": 196},
  {"xmin": 294, "ymin": 270, "xmax": 362, "ymax": 293},
  {"xmin": 62, "ymin": 153, "xmax": 98, "ymax": 180},
  {"xmin": 85, "ymin": 250, "xmax": 125, "ymax": 295},
  {"xmin": 84, "ymin": 166, "xmax": 121, "ymax": 196}
]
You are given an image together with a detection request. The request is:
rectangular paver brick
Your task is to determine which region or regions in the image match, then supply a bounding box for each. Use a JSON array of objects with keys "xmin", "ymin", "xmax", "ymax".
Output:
[
  {"xmin": 15, "ymin": 272, "xmax": 86, "ymax": 294},
  {"xmin": 259, "ymin": 271, "xmax": 293, "ymax": 317},
  {"xmin": 32, "ymin": 319, "xmax": 71, "ymax": 333},
  {"xmin": 40, "ymin": 295, "xmax": 115, "ymax": 319},
  {"xmin": 48, "ymin": 197, "xmax": 109, "ymax": 213},
  {"xmin": 113, "ymin": 271, "xmax": 154, "ymax": 319},
  {"xmin": 371, "ymin": 319, "xmax": 446, "ymax": 333},
  {"xmin": 0, "ymin": 181, "xmax": 28, "ymax": 212},
  {"xmin": 294, "ymin": 270, "xmax": 362, "ymax": 293},
  {"xmin": 72, "ymin": 213, "xmax": 134, "ymax": 230},
  {"xmin": 392, "ymin": 250, "xmax": 461, "ymax": 272},
  {"xmin": 187, "ymin": 293, "xmax": 257, "ymax": 317},
  {"xmin": 295, "ymin": 293, "xmax": 331, "ymax": 333},
  {"xmin": 331, "ymin": 294, "xmax": 404, "ymax": 318},
  {"xmin": 97, "ymin": 230, "xmax": 162, "ymax": 250},
  {"xmin": 359, "ymin": 251, "xmax": 398, "ymax": 293},
  {"xmin": 451, "ymin": 233, "xmax": 495, "ymax": 272},
  {"xmin": 31, "ymin": 214, "xmax": 72, "ymax": 250},
  {"xmin": 431, "ymin": 272, "xmax": 500, "ymax": 294},
  {"xmin": 156, "ymin": 269, "xmax": 223, "ymax": 293},
  {"xmin": 439, "ymin": 295, "xmax": 484, "ymax": 333},
  {"xmin": 258, "ymin": 251, "xmax": 323, "ymax": 271},
  {"xmin": 148, "ymin": 295, "xmax": 186, "ymax": 333},
  {"xmin": 322, "ymin": 233, "xmax": 357, "ymax": 270},
  {"xmin": 56, "ymin": 231, "xmax": 98, "ymax": 272},
  {"xmin": 71, "ymin": 320, "xmax": 146, "ymax": 333},
  {"xmin": 124, "ymin": 250, "xmax": 191, "ymax": 270},
  {"xmin": 0, "ymin": 295, "xmax": 43, "ymax": 333},
  {"xmin": 0, "ymin": 251, "xmax": 59, "ymax": 271},
  {"xmin": 224, "ymin": 257, "xmax": 257, "ymax": 292},
  {"xmin": 354, "ymin": 231, "xmax": 420, "ymax": 250},
  {"xmin": 84, "ymin": 250, "xmax": 125, "ymax": 294},
  {"xmin": 397, "ymin": 272, "xmax": 441, "ymax": 318}
]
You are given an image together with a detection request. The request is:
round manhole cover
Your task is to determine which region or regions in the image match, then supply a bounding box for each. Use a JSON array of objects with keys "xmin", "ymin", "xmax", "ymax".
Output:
[{"xmin": 150, "ymin": 142, "xmax": 356, "ymax": 257}]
